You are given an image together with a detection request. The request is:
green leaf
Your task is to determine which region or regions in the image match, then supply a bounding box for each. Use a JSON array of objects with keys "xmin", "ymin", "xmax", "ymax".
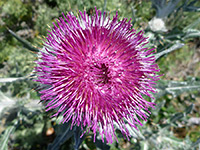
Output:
[
  {"xmin": 0, "ymin": 77, "xmax": 27, "ymax": 83},
  {"xmin": 184, "ymin": 29, "xmax": 200, "ymax": 39},
  {"xmin": 102, "ymin": 0, "xmax": 107, "ymax": 13},
  {"xmin": 151, "ymin": 0, "xmax": 181, "ymax": 18},
  {"xmin": 152, "ymin": 100, "xmax": 166, "ymax": 116},
  {"xmin": 48, "ymin": 122, "xmax": 74, "ymax": 150},
  {"xmin": 155, "ymin": 43, "xmax": 184, "ymax": 60},
  {"xmin": 8, "ymin": 29, "xmax": 39, "ymax": 53},
  {"xmin": 0, "ymin": 71, "xmax": 35, "ymax": 83},
  {"xmin": 170, "ymin": 112, "xmax": 184, "ymax": 123},
  {"xmin": 94, "ymin": 137, "xmax": 110, "ymax": 150},
  {"xmin": 0, "ymin": 121, "xmax": 17, "ymax": 150},
  {"xmin": 155, "ymin": 79, "xmax": 200, "ymax": 98},
  {"xmin": 185, "ymin": 104, "xmax": 194, "ymax": 114},
  {"xmin": 170, "ymin": 104, "xmax": 194, "ymax": 123},
  {"xmin": 125, "ymin": 124, "xmax": 145, "ymax": 140},
  {"xmin": 184, "ymin": 18, "xmax": 200, "ymax": 31},
  {"xmin": 191, "ymin": 137, "xmax": 200, "ymax": 148},
  {"xmin": 73, "ymin": 126, "xmax": 85, "ymax": 150}
]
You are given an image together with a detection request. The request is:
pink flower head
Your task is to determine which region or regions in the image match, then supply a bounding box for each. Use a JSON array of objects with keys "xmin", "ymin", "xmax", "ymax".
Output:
[{"xmin": 36, "ymin": 7, "xmax": 160, "ymax": 143}]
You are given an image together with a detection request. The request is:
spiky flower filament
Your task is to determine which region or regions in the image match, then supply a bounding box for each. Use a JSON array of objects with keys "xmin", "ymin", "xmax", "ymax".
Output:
[{"xmin": 35, "ymin": 8, "xmax": 160, "ymax": 143}]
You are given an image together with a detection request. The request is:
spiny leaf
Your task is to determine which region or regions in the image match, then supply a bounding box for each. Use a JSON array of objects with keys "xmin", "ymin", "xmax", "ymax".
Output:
[
  {"xmin": 8, "ymin": 28, "xmax": 39, "ymax": 53},
  {"xmin": 0, "ymin": 127, "xmax": 14, "ymax": 150},
  {"xmin": 0, "ymin": 120, "xmax": 18, "ymax": 150},
  {"xmin": 125, "ymin": 124, "xmax": 145, "ymax": 140},
  {"xmin": 74, "ymin": 126, "xmax": 85, "ymax": 150},
  {"xmin": 0, "ymin": 72, "xmax": 35, "ymax": 83},
  {"xmin": 170, "ymin": 112, "xmax": 184, "ymax": 123},
  {"xmin": 94, "ymin": 137, "xmax": 110, "ymax": 150},
  {"xmin": 155, "ymin": 43, "xmax": 184, "ymax": 60},
  {"xmin": 102, "ymin": 0, "xmax": 107, "ymax": 13},
  {"xmin": 170, "ymin": 104, "xmax": 194, "ymax": 123},
  {"xmin": 151, "ymin": 0, "xmax": 181, "ymax": 18},
  {"xmin": 155, "ymin": 79, "xmax": 200, "ymax": 98},
  {"xmin": 191, "ymin": 137, "xmax": 200, "ymax": 148},
  {"xmin": 184, "ymin": 29, "xmax": 200, "ymax": 39},
  {"xmin": 0, "ymin": 77, "xmax": 26, "ymax": 83},
  {"xmin": 185, "ymin": 104, "xmax": 194, "ymax": 114},
  {"xmin": 48, "ymin": 122, "xmax": 74, "ymax": 150},
  {"xmin": 182, "ymin": 0, "xmax": 200, "ymax": 12}
]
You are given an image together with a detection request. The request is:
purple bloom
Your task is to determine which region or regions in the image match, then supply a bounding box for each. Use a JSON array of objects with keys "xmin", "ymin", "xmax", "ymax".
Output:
[{"xmin": 35, "ymin": 8, "xmax": 160, "ymax": 143}]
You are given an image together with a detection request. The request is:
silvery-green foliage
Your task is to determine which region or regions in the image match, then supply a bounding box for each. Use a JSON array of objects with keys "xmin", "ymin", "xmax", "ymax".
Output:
[
  {"xmin": 178, "ymin": 0, "xmax": 200, "ymax": 12},
  {"xmin": 47, "ymin": 122, "xmax": 74, "ymax": 150},
  {"xmin": 151, "ymin": 0, "xmax": 181, "ymax": 18},
  {"xmin": 151, "ymin": 0, "xmax": 199, "ymax": 18},
  {"xmin": 7, "ymin": 29, "xmax": 39, "ymax": 53},
  {"xmin": 125, "ymin": 104, "xmax": 196, "ymax": 150},
  {"xmin": 155, "ymin": 78, "xmax": 200, "ymax": 98},
  {"xmin": 1, "ymin": 0, "xmax": 200, "ymax": 149},
  {"xmin": 0, "ymin": 122, "xmax": 17, "ymax": 150}
]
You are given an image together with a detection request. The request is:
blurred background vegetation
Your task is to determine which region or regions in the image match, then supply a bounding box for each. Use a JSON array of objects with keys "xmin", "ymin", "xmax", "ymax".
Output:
[{"xmin": 0, "ymin": 0, "xmax": 200, "ymax": 150}]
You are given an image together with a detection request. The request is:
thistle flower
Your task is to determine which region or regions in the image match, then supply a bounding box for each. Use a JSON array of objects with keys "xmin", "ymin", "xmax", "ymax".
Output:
[{"xmin": 35, "ymin": 8, "xmax": 160, "ymax": 143}]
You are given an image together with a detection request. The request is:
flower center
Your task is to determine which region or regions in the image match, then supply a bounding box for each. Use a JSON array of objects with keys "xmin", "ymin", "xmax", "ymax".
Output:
[
  {"xmin": 94, "ymin": 63, "xmax": 110, "ymax": 84},
  {"xmin": 84, "ymin": 61, "xmax": 111, "ymax": 86}
]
